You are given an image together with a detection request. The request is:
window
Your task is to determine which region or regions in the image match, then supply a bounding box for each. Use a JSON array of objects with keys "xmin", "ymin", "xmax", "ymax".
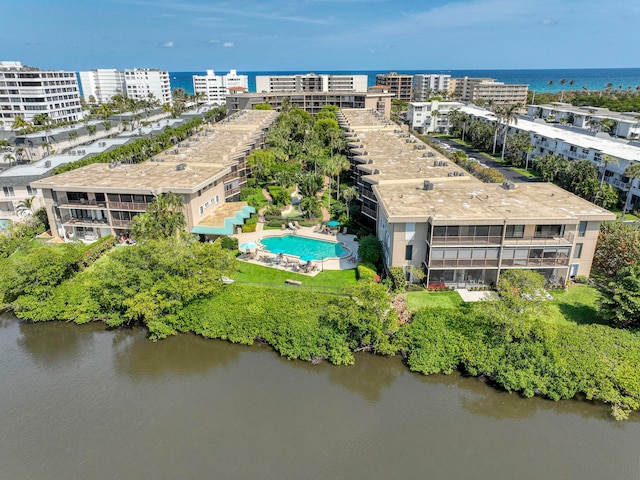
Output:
[
  {"xmin": 574, "ymin": 243, "xmax": 583, "ymax": 259},
  {"xmin": 535, "ymin": 224, "xmax": 564, "ymax": 238},
  {"xmin": 505, "ymin": 224, "xmax": 524, "ymax": 238},
  {"xmin": 3, "ymin": 186, "xmax": 15, "ymax": 197},
  {"xmin": 26, "ymin": 185, "xmax": 36, "ymax": 195},
  {"xmin": 405, "ymin": 245, "xmax": 413, "ymax": 261},
  {"xmin": 578, "ymin": 221, "xmax": 587, "ymax": 237},
  {"xmin": 405, "ymin": 222, "xmax": 415, "ymax": 241}
]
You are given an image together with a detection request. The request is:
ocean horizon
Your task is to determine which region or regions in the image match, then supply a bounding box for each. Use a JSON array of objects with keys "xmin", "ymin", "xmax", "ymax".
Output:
[{"xmin": 167, "ymin": 67, "xmax": 640, "ymax": 97}]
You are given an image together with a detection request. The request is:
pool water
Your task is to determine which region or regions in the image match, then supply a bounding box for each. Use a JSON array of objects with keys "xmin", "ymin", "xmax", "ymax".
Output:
[
  {"xmin": 0, "ymin": 219, "xmax": 12, "ymax": 232},
  {"xmin": 261, "ymin": 235, "xmax": 349, "ymax": 260}
]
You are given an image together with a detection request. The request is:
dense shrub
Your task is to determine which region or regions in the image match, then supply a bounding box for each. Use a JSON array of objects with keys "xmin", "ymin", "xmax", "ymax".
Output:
[
  {"xmin": 78, "ymin": 235, "xmax": 115, "ymax": 269},
  {"xmin": 219, "ymin": 237, "xmax": 239, "ymax": 250}
]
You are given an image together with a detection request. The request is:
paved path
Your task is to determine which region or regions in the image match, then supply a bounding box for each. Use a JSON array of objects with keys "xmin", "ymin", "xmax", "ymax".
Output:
[{"xmin": 316, "ymin": 175, "xmax": 331, "ymax": 222}]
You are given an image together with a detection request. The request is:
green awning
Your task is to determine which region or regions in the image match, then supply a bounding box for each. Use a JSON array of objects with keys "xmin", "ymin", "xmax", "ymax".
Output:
[{"xmin": 191, "ymin": 205, "xmax": 255, "ymax": 236}]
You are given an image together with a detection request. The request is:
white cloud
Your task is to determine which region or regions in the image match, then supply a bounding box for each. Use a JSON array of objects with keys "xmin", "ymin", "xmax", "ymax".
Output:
[
  {"xmin": 223, "ymin": 42, "xmax": 234, "ymax": 47},
  {"xmin": 209, "ymin": 39, "xmax": 220, "ymax": 44},
  {"xmin": 162, "ymin": 41, "xmax": 174, "ymax": 47}
]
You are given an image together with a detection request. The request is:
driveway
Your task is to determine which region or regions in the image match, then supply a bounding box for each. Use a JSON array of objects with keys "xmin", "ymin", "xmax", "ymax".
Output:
[{"xmin": 429, "ymin": 136, "xmax": 533, "ymax": 183}]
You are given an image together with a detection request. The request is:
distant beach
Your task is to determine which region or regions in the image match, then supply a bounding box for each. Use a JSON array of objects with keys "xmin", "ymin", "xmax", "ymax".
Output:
[{"xmin": 168, "ymin": 68, "xmax": 640, "ymax": 96}]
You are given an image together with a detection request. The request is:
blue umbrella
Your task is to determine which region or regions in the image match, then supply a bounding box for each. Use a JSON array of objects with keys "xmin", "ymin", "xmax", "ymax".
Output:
[
  {"xmin": 240, "ymin": 241, "xmax": 257, "ymax": 250},
  {"xmin": 327, "ymin": 220, "xmax": 340, "ymax": 227}
]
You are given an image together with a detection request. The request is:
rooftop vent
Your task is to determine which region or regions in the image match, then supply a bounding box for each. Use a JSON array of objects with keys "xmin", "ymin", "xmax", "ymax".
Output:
[
  {"xmin": 44, "ymin": 160, "xmax": 51, "ymax": 168},
  {"xmin": 176, "ymin": 163, "xmax": 187, "ymax": 171},
  {"xmin": 423, "ymin": 180, "xmax": 434, "ymax": 190},
  {"xmin": 502, "ymin": 181, "xmax": 517, "ymax": 190}
]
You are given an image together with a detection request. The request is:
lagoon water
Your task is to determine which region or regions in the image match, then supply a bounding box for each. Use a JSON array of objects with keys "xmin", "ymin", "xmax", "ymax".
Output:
[{"xmin": 1, "ymin": 312, "xmax": 639, "ymax": 480}]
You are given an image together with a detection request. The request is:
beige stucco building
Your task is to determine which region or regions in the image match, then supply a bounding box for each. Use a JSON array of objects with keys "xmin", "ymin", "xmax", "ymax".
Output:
[
  {"xmin": 337, "ymin": 108, "xmax": 614, "ymax": 287},
  {"xmin": 32, "ymin": 109, "xmax": 278, "ymax": 242}
]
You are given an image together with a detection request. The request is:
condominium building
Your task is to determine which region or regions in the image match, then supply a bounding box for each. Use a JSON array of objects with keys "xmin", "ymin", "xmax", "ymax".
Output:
[
  {"xmin": 78, "ymin": 69, "xmax": 126, "ymax": 103},
  {"xmin": 412, "ymin": 74, "xmax": 451, "ymax": 101},
  {"xmin": 193, "ymin": 70, "xmax": 248, "ymax": 105},
  {"xmin": 255, "ymin": 74, "xmax": 368, "ymax": 93},
  {"xmin": 451, "ymin": 77, "xmax": 528, "ymax": 105},
  {"xmin": 336, "ymin": 108, "xmax": 614, "ymax": 287},
  {"xmin": 124, "ymin": 68, "xmax": 172, "ymax": 104},
  {"xmin": 407, "ymin": 101, "xmax": 465, "ymax": 133},
  {"xmin": 226, "ymin": 91, "xmax": 393, "ymax": 117},
  {"xmin": 32, "ymin": 109, "xmax": 278, "ymax": 242},
  {"xmin": 0, "ymin": 61, "xmax": 83, "ymax": 124},
  {"xmin": 461, "ymin": 104, "xmax": 640, "ymax": 210},
  {"xmin": 375, "ymin": 72, "xmax": 414, "ymax": 102},
  {"xmin": 527, "ymin": 102, "xmax": 640, "ymax": 139}
]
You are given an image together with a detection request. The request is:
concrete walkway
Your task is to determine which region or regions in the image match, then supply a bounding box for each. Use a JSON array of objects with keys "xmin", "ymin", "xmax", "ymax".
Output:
[{"xmin": 456, "ymin": 289, "xmax": 494, "ymax": 302}]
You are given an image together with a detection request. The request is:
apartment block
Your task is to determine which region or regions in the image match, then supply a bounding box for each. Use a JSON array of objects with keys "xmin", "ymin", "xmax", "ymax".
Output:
[
  {"xmin": 336, "ymin": 108, "xmax": 614, "ymax": 287},
  {"xmin": 78, "ymin": 69, "xmax": 126, "ymax": 103},
  {"xmin": 193, "ymin": 70, "xmax": 248, "ymax": 105},
  {"xmin": 226, "ymin": 91, "xmax": 393, "ymax": 117},
  {"xmin": 462, "ymin": 104, "xmax": 640, "ymax": 210},
  {"xmin": 32, "ymin": 109, "xmax": 278, "ymax": 242},
  {"xmin": 124, "ymin": 68, "xmax": 172, "ymax": 104},
  {"xmin": 452, "ymin": 77, "xmax": 528, "ymax": 105},
  {"xmin": 375, "ymin": 72, "xmax": 413, "ymax": 102},
  {"xmin": 407, "ymin": 101, "xmax": 465, "ymax": 133},
  {"xmin": 413, "ymin": 74, "xmax": 451, "ymax": 101},
  {"xmin": 0, "ymin": 61, "xmax": 83, "ymax": 124},
  {"xmin": 527, "ymin": 102, "xmax": 640, "ymax": 139},
  {"xmin": 255, "ymin": 73, "xmax": 368, "ymax": 93}
]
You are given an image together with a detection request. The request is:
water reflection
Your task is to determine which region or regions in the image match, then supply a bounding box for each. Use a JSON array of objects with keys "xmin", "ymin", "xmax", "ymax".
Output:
[
  {"xmin": 113, "ymin": 329, "xmax": 241, "ymax": 379},
  {"xmin": 17, "ymin": 320, "xmax": 94, "ymax": 368},
  {"xmin": 0, "ymin": 311, "xmax": 15, "ymax": 329}
]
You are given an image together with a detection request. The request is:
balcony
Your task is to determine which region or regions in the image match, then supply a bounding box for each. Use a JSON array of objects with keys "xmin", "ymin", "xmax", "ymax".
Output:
[
  {"xmin": 361, "ymin": 189, "xmax": 377, "ymax": 202},
  {"xmin": 563, "ymin": 149, "xmax": 589, "ymax": 160},
  {"xmin": 56, "ymin": 196, "xmax": 107, "ymax": 208},
  {"xmin": 501, "ymin": 256, "xmax": 570, "ymax": 268},
  {"xmin": 108, "ymin": 201, "xmax": 149, "ymax": 211},
  {"xmin": 503, "ymin": 232, "xmax": 574, "ymax": 245},
  {"xmin": 61, "ymin": 214, "xmax": 109, "ymax": 226},
  {"xmin": 428, "ymin": 258, "xmax": 500, "ymax": 268},
  {"xmin": 361, "ymin": 205, "xmax": 377, "ymax": 219},
  {"xmin": 224, "ymin": 187, "xmax": 241, "ymax": 197},
  {"xmin": 430, "ymin": 235, "xmax": 503, "ymax": 246},
  {"xmin": 111, "ymin": 218, "xmax": 134, "ymax": 228}
]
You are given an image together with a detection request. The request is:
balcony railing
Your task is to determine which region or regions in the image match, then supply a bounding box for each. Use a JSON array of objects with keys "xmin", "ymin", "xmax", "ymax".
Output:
[
  {"xmin": 361, "ymin": 189, "xmax": 377, "ymax": 202},
  {"xmin": 61, "ymin": 214, "xmax": 109, "ymax": 226},
  {"xmin": 111, "ymin": 218, "xmax": 134, "ymax": 228},
  {"xmin": 107, "ymin": 201, "xmax": 149, "ymax": 211},
  {"xmin": 56, "ymin": 196, "xmax": 107, "ymax": 208},
  {"xmin": 500, "ymin": 257, "xmax": 570, "ymax": 268},
  {"xmin": 361, "ymin": 205, "xmax": 377, "ymax": 218},
  {"xmin": 503, "ymin": 232, "xmax": 574, "ymax": 245},
  {"xmin": 224, "ymin": 187, "xmax": 240, "ymax": 197},
  {"xmin": 428, "ymin": 258, "xmax": 500, "ymax": 268},
  {"xmin": 430, "ymin": 235, "xmax": 503, "ymax": 246}
]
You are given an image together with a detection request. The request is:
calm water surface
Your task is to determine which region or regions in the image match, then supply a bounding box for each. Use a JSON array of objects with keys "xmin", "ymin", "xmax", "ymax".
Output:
[{"xmin": 1, "ymin": 312, "xmax": 639, "ymax": 480}]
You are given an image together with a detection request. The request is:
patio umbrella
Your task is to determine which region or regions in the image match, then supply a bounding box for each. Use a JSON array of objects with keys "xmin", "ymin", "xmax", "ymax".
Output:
[
  {"xmin": 327, "ymin": 220, "xmax": 340, "ymax": 227},
  {"xmin": 240, "ymin": 241, "xmax": 257, "ymax": 251}
]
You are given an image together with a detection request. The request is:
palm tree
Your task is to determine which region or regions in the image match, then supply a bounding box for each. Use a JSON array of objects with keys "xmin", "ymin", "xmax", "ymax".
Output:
[
  {"xmin": 599, "ymin": 155, "xmax": 619, "ymax": 187},
  {"xmin": 12, "ymin": 116, "xmax": 33, "ymax": 133},
  {"xmin": 559, "ymin": 79, "xmax": 567, "ymax": 101},
  {"xmin": 3, "ymin": 153, "xmax": 15, "ymax": 167},
  {"xmin": 491, "ymin": 105, "xmax": 505, "ymax": 154},
  {"xmin": 622, "ymin": 163, "xmax": 640, "ymax": 216},
  {"xmin": 500, "ymin": 104, "xmax": 520, "ymax": 162},
  {"xmin": 341, "ymin": 186, "xmax": 357, "ymax": 219},
  {"xmin": 430, "ymin": 109, "xmax": 441, "ymax": 133},
  {"xmin": 16, "ymin": 196, "xmax": 35, "ymax": 217}
]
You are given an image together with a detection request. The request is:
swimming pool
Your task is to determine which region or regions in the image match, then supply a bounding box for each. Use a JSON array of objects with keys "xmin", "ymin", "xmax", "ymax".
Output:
[
  {"xmin": 0, "ymin": 219, "xmax": 13, "ymax": 232},
  {"xmin": 260, "ymin": 235, "xmax": 349, "ymax": 260}
]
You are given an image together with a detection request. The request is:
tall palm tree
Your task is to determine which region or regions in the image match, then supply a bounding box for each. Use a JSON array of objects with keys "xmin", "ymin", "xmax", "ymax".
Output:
[
  {"xmin": 491, "ymin": 105, "xmax": 505, "ymax": 155},
  {"xmin": 430, "ymin": 109, "xmax": 441, "ymax": 133},
  {"xmin": 3, "ymin": 153, "xmax": 15, "ymax": 167},
  {"xmin": 12, "ymin": 116, "xmax": 32, "ymax": 133},
  {"xmin": 600, "ymin": 155, "xmax": 619, "ymax": 187},
  {"xmin": 500, "ymin": 104, "xmax": 520, "ymax": 162},
  {"xmin": 341, "ymin": 186, "xmax": 357, "ymax": 219},
  {"xmin": 622, "ymin": 163, "xmax": 640, "ymax": 216}
]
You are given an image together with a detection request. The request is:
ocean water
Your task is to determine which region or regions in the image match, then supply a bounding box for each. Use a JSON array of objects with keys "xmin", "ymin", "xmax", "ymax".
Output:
[{"xmin": 169, "ymin": 68, "xmax": 640, "ymax": 96}]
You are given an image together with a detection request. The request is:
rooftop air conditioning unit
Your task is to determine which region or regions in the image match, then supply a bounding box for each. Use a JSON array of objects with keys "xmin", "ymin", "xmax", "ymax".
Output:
[
  {"xmin": 448, "ymin": 172, "xmax": 454, "ymax": 177},
  {"xmin": 172, "ymin": 149, "xmax": 179, "ymax": 154},
  {"xmin": 423, "ymin": 180, "xmax": 434, "ymax": 191},
  {"xmin": 176, "ymin": 163, "xmax": 187, "ymax": 171},
  {"xmin": 503, "ymin": 181, "xmax": 517, "ymax": 190},
  {"xmin": 44, "ymin": 160, "xmax": 51, "ymax": 168}
]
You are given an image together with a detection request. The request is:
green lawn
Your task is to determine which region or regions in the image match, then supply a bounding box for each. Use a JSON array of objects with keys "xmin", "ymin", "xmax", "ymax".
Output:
[
  {"xmin": 233, "ymin": 260, "xmax": 358, "ymax": 288},
  {"xmin": 545, "ymin": 284, "xmax": 605, "ymax": 326},
  {"xmin": 510, "ymin": 167, "xmax": 541, "ymax": 179},
  {"xmin": 607, "ymin": 206, "xmax": 639, "ymax": 221},
  {"xmin": 406, "ymin": 291, "xmax": 464, "ymax": 312},
  {"xmin": 245, "ymin": 190, "xmax": 268, "ymax": 209}
]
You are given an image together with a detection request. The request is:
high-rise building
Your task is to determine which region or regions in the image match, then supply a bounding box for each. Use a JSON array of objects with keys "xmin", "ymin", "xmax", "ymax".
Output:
[
  {"xmin": 78, "ymin": 69, "xmax": 126, "ymax": 104},
  {"xmin": 124, "ymin": 68, "xmax": 172, "ymax": 104},
  {"xmin": 413, "ymin": 74, "xmax": 451, "ymax": 101},
  {"xmin": 255, "ymin": 73, "xmax": 368, "ymax": 93},
  {"xmin": 193, "ymin": 70, "xmax": 248, "ymax": 105},
  {"xmin": 0, "ymin": 61, "xmax": 83, "ymax": 124},
  {"xmin": 375, "ymin": 72, "xmax": 413, "ymax": 101}
]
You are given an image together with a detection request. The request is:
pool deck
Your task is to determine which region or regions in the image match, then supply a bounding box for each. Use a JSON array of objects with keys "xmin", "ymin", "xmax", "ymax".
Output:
[{"xmin": 233, "ymin": 225, "xmax": 359, "ymax": 274}]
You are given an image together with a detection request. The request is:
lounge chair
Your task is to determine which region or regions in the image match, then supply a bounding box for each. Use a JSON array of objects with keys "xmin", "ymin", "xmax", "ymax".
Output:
[
  {"xmin": 281, "ymin": 224, "xmax": 286, "ymax": 230},
  {"xmin": 288, "ymin": 222, "xmax": 297, "ymax": 231},
  {"xmin": 342, "ymin": 227, "xmax": 348, "ymax": 234},
  {"xmin": 294, "ymin": 221, "xmax": 301, "ymax": 229}
]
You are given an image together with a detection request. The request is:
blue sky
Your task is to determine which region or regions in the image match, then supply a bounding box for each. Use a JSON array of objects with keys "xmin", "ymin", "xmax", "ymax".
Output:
[{"xmin": 3, "ymin": 0, "xmax": 639, "ymax": 72}]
